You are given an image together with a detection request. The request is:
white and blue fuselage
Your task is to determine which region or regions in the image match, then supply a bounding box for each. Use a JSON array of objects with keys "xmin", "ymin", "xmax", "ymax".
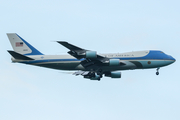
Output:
[{"xmin": 13, "ymin": 50, "xmax": 175, "ymax": 71}]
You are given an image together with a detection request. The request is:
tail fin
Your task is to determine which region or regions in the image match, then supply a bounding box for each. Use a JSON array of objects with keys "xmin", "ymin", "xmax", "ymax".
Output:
[{"xmin": 7, "ymin": 33, "xmax": 43, "ymax": 55}]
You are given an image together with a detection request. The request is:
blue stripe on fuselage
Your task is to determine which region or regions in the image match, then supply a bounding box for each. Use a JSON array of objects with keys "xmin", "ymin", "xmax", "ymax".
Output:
[{"xmin": 20, "ymin": 58, "xmax": 81, "ymax": 64}]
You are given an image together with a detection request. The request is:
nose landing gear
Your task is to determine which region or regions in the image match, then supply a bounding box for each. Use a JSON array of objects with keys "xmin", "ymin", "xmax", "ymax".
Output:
[{"xmin": 156, "ymin": 68, "xmax": 160, "ymax": 75}]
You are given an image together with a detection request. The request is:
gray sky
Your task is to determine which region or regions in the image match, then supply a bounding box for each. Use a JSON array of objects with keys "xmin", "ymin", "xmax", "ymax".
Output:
[{"xmin": 1, "ymin": 0, "xmax": 180, "ymax": 120}]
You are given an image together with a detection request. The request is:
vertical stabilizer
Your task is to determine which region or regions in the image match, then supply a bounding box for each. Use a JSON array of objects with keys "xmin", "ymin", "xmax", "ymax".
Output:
[{"xmin": 7, "ymin": 33, "xmax": 43, "ymax": 55}]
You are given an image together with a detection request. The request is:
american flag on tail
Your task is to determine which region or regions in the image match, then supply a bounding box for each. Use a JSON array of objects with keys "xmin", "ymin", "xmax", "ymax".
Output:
[{"xmin": 16, "ymin": 42, "xmax": 23, "ymax": 47}]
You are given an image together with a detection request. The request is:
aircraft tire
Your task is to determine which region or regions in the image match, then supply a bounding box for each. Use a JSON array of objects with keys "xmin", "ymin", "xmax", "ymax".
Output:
[{"xmin": 156, "ymin": 72, "xmax": 159, "ymax": 75}]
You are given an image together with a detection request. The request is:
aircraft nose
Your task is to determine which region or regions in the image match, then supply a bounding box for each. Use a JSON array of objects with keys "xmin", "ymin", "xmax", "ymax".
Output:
[{"xmin": 170, "ymin": 56, "xmax": 176, "ymax": 63}]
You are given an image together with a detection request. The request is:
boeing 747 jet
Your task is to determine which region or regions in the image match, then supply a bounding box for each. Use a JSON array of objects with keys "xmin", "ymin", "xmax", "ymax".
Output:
[{"xmin": 7, "ymin": 33, "xmax": 176, "ymax": 80}]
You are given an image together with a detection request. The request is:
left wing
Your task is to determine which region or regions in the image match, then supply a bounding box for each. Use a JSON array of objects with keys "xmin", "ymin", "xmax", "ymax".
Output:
[
  {"xmin": 57, "ymin": 41, "xmax": 109, "ymax": 69},
  {"xmin": 57, "ymin": 41, "xmax": 106, "ymax": 60}
]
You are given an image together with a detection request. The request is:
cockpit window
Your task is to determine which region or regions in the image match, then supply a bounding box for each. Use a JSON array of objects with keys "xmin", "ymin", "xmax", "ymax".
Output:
[{"xmin": 160, "ymin": 51, "xmax": 164, "ymax": 53}]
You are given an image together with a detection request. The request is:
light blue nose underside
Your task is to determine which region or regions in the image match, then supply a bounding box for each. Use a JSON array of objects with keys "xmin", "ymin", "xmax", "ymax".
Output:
[
  {"xmin": 166, "ymin": 55, "xmax": 176, "ymax": 64},
  {"xmin": 170, "ymin": 56, "xmax": 176, "ymax": 62}
]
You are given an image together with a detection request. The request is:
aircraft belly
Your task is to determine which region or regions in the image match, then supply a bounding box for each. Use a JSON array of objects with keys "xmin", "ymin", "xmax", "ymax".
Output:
[
  {"xmin": 33, "ymin": 61, "xmax": 84, "ymax": 70},
  {"xmin": 27, "ymin": 60, "xmax": 173, "ymax": 71}
]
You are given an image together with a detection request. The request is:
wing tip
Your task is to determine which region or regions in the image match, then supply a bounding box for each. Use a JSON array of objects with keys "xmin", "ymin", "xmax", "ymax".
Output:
[{"xmin": 57, "ymin": 41, "xmax": 68, "ymax": 44}]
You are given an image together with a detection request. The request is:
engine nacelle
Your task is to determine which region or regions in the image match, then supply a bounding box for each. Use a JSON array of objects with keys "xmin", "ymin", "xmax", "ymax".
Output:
[
  {"xmin": 86, "ymin": 51, "xmax": 97, "ymax": 59},
  {"xmin": 109, "ymin": 59, "xmax": 120, "ymax": 66},
  {"xmin": 105, "ymin": 72, "xmax": 121, "ymax": 78}
]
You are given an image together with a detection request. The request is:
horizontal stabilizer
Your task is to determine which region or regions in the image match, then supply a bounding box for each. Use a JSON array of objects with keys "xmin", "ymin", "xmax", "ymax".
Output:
[{"xmin": 7, "ymin": 51, "xmax": 34, "ymax": 60}]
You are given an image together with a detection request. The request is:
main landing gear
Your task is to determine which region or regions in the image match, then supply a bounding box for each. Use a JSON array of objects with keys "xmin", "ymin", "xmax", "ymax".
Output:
[{"xmin": 156, "ymin": 68, "xmax": 160, "ymax": 75}]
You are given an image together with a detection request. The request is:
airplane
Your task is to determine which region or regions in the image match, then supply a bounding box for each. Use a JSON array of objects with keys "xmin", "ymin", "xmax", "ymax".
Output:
[{"xmin": 7, "ymin": 33, "xmax": 176, "ymax": 81}]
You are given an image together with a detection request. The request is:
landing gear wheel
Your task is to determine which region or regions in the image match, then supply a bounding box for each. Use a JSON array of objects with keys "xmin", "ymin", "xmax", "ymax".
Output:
[
  {"xmin": 156, "ymin": 68, "xmax": 160, "ymax": 75},
  {"xmin": 156, "ymin": 72, "xmax": 159, "ymax": 75}
]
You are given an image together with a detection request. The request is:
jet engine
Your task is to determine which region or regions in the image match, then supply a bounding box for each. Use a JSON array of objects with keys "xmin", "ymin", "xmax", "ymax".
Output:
[
  {"xmin": 86, "ymin": 51, "xmax": 97, "ymax": 59},
  {"xmin": 105, "ymin": 72, "xmax": 121, "ymax": 78},
  {"xmin": 109, "ymin": 59, "xmax": 120, "ymax": 66}
]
